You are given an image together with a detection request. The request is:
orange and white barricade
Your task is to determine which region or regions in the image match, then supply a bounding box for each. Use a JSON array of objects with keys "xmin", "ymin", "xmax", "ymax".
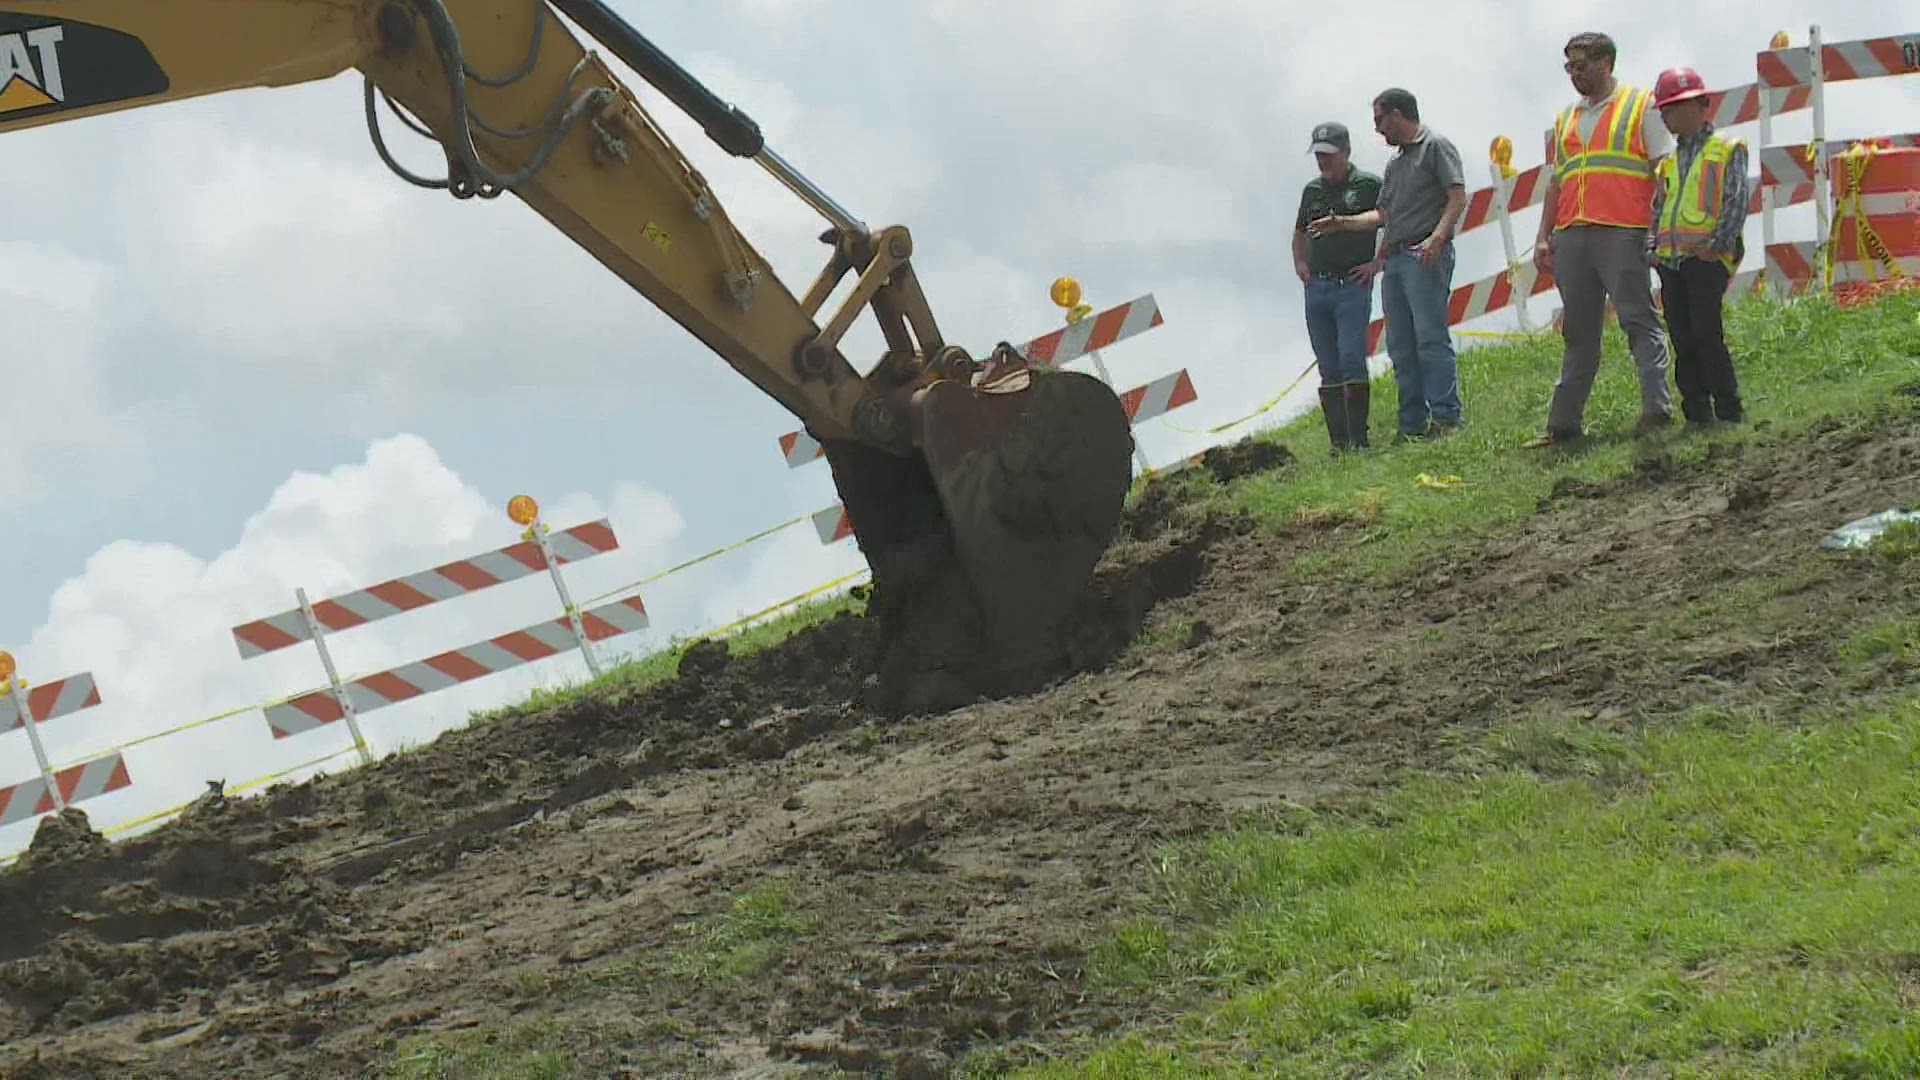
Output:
[
  {"xmin": 0, "ymin": 652, "xmax": 133, "ymax": 829},
  {"xmin": 1753, "ymin": 27, "xmax": 1920, "ymax": 289},
  {"xmin": 260, "ymin": 597, "xmax": 650, "ymax": 741},
  {"xmin": 232, "ymin": 496, "xmax": 643, "ymax": 758},
  {"xmin": 774, "ymin": 291, "xmax": 1166, "ymax": 471}
]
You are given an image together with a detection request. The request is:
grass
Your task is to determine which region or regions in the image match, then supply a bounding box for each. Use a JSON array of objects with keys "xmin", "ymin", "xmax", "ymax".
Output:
[
  {"xmin": 1023, "ymin": 702, "xmax": 1920, "ymax": 1078},
  {"xmin": 385, "ymin": 1018, "xmax": 573, "ymax": 1080},
  {"xmin": 1839, "ymin": 616, "xmax": 1920, "ymax": 670},
  {"xmin": 381, "ymin": 882, "xmax": 817, "ymax": 1077},
  {"xmin": 1860, "ymin": 520, "xmax": 1920, "ymax": 562},
  {"xmin": 579, "ymin": 877, "xmax": 820, "ymax": 997},
  {"xmin": 661, "ymin": 877, "xmax": 820, "ymax": 984},
  {"xmin": 1183, "ymin": 289, "xmax": 1920, "ymax": 584}
]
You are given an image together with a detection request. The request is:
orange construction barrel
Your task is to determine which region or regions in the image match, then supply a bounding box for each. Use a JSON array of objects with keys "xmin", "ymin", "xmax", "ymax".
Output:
[{"xmin": 1830, "ymin": 144, "xmax": 1920, "ymax": 266}]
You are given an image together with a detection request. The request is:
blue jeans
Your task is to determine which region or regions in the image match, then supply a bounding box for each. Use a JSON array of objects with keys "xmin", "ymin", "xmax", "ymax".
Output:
[
  {"xmin": 1303, "ymin": 276, "xmax": 1373, "ymax": 385},
  {"xmin": 1380, "ymin": 243, "xmax": 1462, "ymax": 434}
]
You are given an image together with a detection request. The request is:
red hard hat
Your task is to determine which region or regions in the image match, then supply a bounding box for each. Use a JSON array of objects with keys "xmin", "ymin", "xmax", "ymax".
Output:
[{"xmin": 1654, "ymin": 66, "xmax": 1710, "ymax": 109}]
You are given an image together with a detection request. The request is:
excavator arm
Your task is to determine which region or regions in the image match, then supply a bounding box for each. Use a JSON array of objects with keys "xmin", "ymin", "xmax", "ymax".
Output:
[{"xmin": 0, "ymin": 0, "xmax": 1137, "ymax": 706}]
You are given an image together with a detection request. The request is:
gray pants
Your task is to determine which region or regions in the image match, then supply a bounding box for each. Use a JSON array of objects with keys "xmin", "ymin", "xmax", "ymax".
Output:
[{"xmin": 1547, "ymin": 225, "xmax": 1672, "ymax": 434}]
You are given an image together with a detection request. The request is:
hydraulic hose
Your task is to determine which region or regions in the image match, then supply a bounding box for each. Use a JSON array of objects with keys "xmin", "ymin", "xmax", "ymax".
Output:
[{"xmin": 544, "ymin": 0, "xmax": 764, "ymax": 158}]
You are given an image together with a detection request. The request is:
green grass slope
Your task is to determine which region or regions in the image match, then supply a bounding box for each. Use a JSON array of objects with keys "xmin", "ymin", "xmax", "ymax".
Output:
[
  {"xmin": 991, "ymin": 290, "xmax": 1920, "ymax": 1078},
  {"xmin": 1164, "ymin": 289, "xmax": 1920, "ymax": 583}
]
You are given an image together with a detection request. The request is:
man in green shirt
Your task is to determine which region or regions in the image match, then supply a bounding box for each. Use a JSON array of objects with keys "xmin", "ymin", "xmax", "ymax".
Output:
[{"xmin": 1295, "ymin": 121, "xmax": 1383, "ymax": 453}]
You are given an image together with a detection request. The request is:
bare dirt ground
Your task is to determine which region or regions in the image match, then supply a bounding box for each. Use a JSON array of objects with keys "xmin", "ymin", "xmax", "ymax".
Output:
[{"xmin": 4, "ymin": 395, "xmax": 1918, "ymax": 1078}]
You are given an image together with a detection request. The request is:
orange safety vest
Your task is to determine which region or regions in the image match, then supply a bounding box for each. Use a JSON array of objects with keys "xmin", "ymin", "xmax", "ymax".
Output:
[{"xmin": 1552, "ymin": 85, "xmax": 1657, "ymax": 230}]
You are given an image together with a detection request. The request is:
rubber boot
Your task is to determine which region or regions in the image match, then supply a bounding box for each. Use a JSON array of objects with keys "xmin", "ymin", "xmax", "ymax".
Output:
[
  {"xmin": 1319, "ymin": 385, "xmax": 1350, "ymax": 455},
  {"xmin": 1343, "ymin": 381, "xmax": 1371, "ymax": 449}
]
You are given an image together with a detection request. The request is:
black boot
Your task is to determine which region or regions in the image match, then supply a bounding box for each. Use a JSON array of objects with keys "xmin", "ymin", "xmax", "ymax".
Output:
[
  {"xmin": 1319, "ymin": 385, "xmax": 1350, "ymax": 454},
  {"xmin": 1343, "ymin": 381, "xmax": 1371, "ymax": 449}
]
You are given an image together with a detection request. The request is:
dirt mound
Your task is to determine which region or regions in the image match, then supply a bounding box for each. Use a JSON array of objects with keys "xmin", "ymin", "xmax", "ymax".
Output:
[
  {"xmin": 0, "ymin": 476, "xmax": 1236, "ymax": 1058},
  {"xmin": 0, "ymin": 796, "xmax": 417, "ymax": 1043},
  {"xmin": 20, "ymin": 808, "xmax": 109, "ymax": 870},
  {"xmin": 1199, "ymin": 437, "xmax": 1295, "ymax": 483},
  {"xmin": 352, "ymin": 494, "xmax": 1233, "ymax": 852}
]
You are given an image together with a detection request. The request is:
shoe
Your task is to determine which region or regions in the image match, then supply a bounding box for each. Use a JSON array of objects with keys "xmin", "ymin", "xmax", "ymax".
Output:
[
  {"xmin": 1634, "ymin": 411, "xmax": 1673, "ymax": 436},
  {"xmin": 1525, "ymin": 427, "xmax": 1583, "ymax": 449},
  {"xmin": 1319, "ymin": 386, "xmax": 1350, "ymax": 455},
  {"xmin": 1342, "ymin": 381, "xmax": 1372, "ymax": 449},
  {"xmin": 1394, "ymin": 417, "xmax": 1435, "ymax": 444}
]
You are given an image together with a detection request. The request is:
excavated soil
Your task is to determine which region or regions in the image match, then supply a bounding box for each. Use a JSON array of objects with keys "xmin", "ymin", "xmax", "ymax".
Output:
[{"xmin": 4, "ymin": 402, "xmax": 1919, "ymax": 1077}]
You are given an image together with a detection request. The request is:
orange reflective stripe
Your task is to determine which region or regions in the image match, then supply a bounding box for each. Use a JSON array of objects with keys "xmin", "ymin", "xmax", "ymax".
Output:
[{"xmin": 1702, "ymin": 157, "xmax": 1723, "ymax": 220}]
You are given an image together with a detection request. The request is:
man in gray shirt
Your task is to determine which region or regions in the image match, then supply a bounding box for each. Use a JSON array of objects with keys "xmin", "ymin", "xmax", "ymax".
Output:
[{"xmin": 1312, "ymin": 88, "xmax": 1467, "ymax": 439}]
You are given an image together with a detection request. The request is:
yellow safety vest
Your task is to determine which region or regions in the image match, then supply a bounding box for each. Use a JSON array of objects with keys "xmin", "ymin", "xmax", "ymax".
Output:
[{"xmin": 1654, "ymin": 132, "xmax": 1743, "ymax": 271}]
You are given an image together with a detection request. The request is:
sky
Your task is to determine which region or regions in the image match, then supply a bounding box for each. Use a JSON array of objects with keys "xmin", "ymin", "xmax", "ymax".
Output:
[{"xmin": 2, "ymin": 1, "xmax": 1916, "ymax": 856}]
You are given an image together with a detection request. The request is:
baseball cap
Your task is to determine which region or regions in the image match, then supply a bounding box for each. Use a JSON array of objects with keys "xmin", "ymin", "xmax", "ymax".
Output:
[{"xmin": 1309, "ymin": 121, "xmax": 1350, "ymax": 153}]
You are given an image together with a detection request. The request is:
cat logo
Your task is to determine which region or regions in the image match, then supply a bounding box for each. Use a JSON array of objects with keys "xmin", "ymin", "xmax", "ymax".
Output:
[
  {"xmin": 0, "ymin": 25, "xmax": 65, "ymax": 113},
  {"xmin": 0, "ymin": 16, "xmax": 170, "ymax": 126}
]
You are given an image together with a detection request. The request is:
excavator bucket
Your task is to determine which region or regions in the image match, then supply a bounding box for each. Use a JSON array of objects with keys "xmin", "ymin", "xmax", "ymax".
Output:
[{"xmin": 819, "ymin": 362, "xmax": 1136, "ymax": 707}]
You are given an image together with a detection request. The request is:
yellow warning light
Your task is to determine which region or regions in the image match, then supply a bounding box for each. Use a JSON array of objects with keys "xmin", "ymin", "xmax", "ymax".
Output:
[
  {"xmin": 1491, "ymin": 135, "xmax": 1517, "ymax": 178},
  {"xmin": 0, "ymin": 651, "xmax": 13, "ymax": 682},
  {"xmin": 507, "ymin": 495, "xmax": 539, "ymax": 527},
  {"xmin": 1770, "ymin": 31, "xmax": 1790, "ymax": 49},
  {"xmin": 1050, "ymin": 276, "xmax": 1082, "ymax": 309}
]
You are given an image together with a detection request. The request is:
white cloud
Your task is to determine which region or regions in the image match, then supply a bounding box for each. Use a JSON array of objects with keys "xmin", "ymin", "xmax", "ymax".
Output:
[{"xmin": 0, "ymin": 242, "xmax": 146, "ymax": 504}]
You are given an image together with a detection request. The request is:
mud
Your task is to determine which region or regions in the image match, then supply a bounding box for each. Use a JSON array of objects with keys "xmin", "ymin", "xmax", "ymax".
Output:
[
  {"xmin": 1198, "ymin": 437, "xmax": 1297, "ymax": 484},
  {"xmin": 3, "ymin": 399, "xmax": 1918, "ymax": 1077},
  {"xmin": 819, "ymin": 368, "xmax": 1141, "ymax": 716}
]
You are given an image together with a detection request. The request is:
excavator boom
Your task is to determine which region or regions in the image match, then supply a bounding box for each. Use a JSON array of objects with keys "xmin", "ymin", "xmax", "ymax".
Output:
[{"xmin": 0, "ymin": 0, "xmax": 1136, "ymax": 708}]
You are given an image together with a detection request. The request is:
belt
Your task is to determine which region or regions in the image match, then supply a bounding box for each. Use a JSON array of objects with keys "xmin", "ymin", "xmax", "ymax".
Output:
[{"xmin": 1309, "ymin": 270, "xmax": 1362, "ymax": 282}]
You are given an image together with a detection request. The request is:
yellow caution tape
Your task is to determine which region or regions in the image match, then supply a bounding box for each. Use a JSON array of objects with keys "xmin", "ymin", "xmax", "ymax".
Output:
[
  {"xmin": 1825, "ymin": 141, "xmax": 1903, "ymax": 290},
  {"xmin": 1163, "ymin": 357, "xmax": 1319, "ymax": 437},
  {"xmin": 580, "ymin": 509, "xmax": 814, "ymax": 608},
  {"xmin": 1415, "ymin": 472, "xmax": 1470, "ymax": 490},
  {"xmin": 1161, "ymin": 312, "xmax": 1543, "ymax": 441},
  {"xmin": 701, "ymin": 569, "xmax": 872, "ymax": 641},
  {"xmin": 0, "ymin": 747, "xmax": 359, "ymax": 868},
  {"xmin": 94, "ymin": 747, "xmax": 358, "ymax": 838}
]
